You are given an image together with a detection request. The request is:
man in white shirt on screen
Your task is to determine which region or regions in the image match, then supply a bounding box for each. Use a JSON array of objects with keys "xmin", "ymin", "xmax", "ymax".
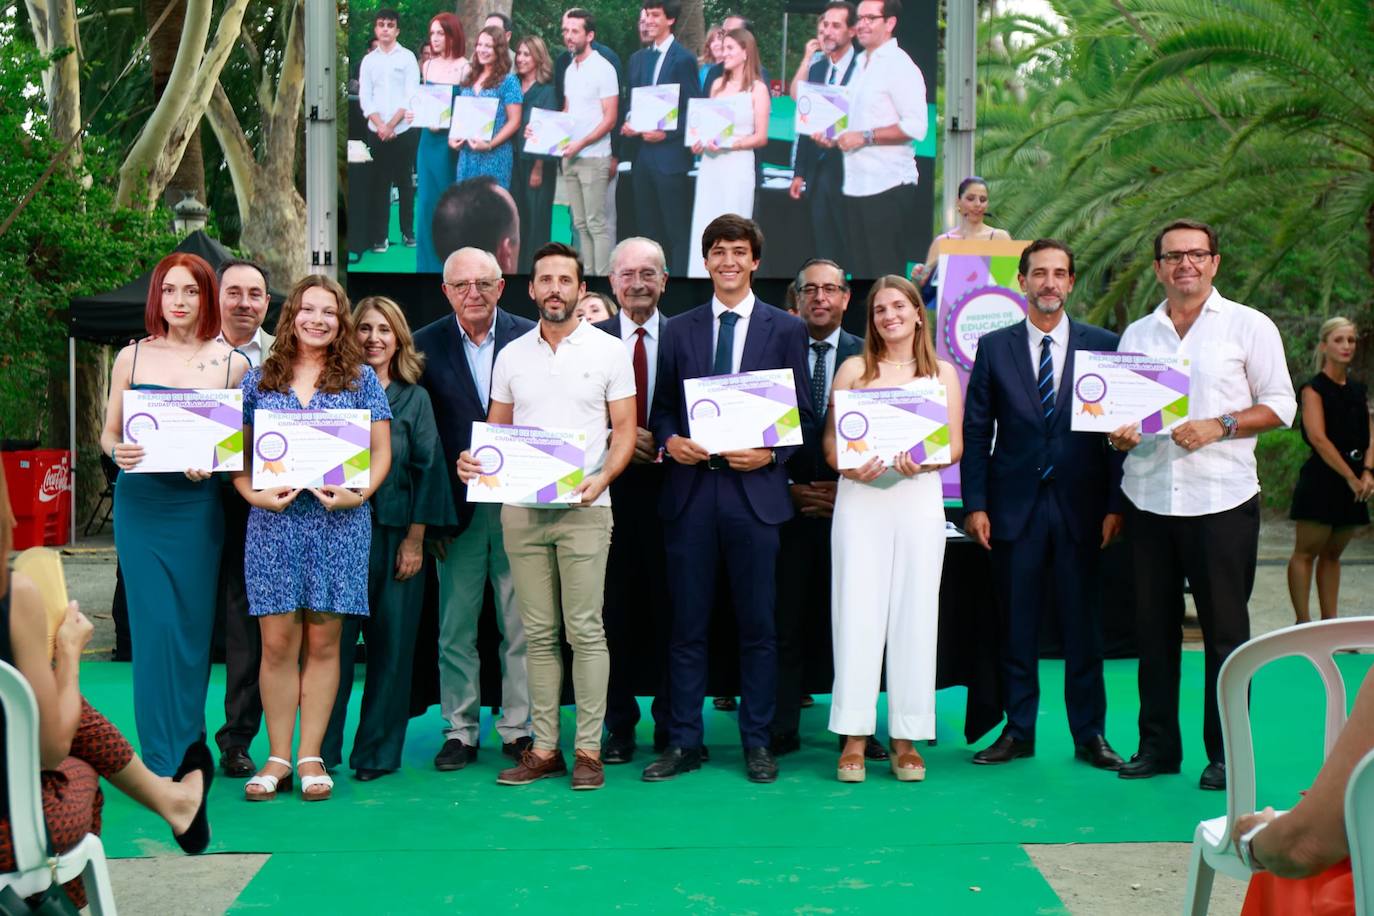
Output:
[
  {"xmin": 358, "ymin": 9, "xmax": 420, "ymax": 253},
  {"xmin": 559, "ymin": 9, "xmax": 620, "ymax": 276}
]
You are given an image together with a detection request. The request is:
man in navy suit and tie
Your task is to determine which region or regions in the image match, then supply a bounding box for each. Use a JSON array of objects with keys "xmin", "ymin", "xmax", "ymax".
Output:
[
  {"xmin": 413, "ymin": 247, "xmax": 537, "ymax": 772},
  {"xmin": 620, "ymin": 0, "xmax": 701, "ymax": 277},
  {"xmin": 643, "ymin": 215, "xmax": 814, "ymax": 784},
  {"xmin": 961, "ymin": 239, "xmax": 1126, "ymax": 770},
  {"xmin": 788, "ymin": 2, "xmax": 859, "ymax": 266}
]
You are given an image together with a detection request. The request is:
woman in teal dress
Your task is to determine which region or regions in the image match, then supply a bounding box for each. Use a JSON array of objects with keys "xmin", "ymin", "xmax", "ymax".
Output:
[
  {"xmin": 235, "ymin": 275, "xmax": 392, "ymax": 803},
  {"xmin": 414, "ymin": 12, "xmax": 470, "ymax": 274},
  {"xmin": 322, "ymin": 296, "xmax": 457, "ymax": 781},
  {"xmin": 100, "ymin": 252, "xmax": 250, "ymax": 777},
  {"xmin": 513, "ymin": 35, "xmax": 558, "ymax": 273},
  {"xmin": 451, "ymin": 25, "xmax": 523, "ymax": 189}
]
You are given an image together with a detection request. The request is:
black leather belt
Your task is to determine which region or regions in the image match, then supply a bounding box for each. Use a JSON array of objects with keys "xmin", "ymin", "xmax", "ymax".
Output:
[{"xmin": 706, "ymin": 454, "xmax": 729, "ymax": 471}]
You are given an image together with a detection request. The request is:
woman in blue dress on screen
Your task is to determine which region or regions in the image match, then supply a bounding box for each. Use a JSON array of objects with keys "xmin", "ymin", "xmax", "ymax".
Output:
[
  {"xmin": 235, "ymin": 275, "xmax": 392, "ymax": 803},
  {"xmin": 100, "ymin": 252, "xmax": 250, "ymax": 777},
  {"xmin": 414, "ymin": 12, "xmax": 470, "ymax": 274},
  {"xmin": 451, "ymin": 25, "xmax": 523, "ymax": 189}
]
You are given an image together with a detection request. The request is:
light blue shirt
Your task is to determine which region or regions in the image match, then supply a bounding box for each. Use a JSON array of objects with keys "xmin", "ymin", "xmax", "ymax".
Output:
[
  {"xmin": 458, "ymin": 315, "xmax": 496, "ymax": 412},
  {"xmin": 806, "ymin": 325, "xmax": 843, "ymax": 403}
]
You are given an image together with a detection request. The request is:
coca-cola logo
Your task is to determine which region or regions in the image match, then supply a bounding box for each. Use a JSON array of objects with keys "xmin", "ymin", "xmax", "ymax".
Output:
[{"xmin": 38, "ymin": 460, "xmax": 70, "ymax": 503}]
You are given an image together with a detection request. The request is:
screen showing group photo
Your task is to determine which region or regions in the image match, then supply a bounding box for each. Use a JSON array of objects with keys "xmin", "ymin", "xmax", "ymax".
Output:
[{"xmin": 344, "ymin": 0, "xmax": 937, "ymax": 281}]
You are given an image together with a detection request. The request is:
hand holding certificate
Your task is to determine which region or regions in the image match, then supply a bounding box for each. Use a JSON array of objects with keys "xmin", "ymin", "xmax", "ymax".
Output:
[
  {"xmin": 833, "ymin": 382, "xmax": 951, "ymax": 470},
  {"xmin": 685, "ymin": 96, "xmax": 748, "ymax": 149},
  {"xmin": 1070, "ymin": 352, "xmax": 1190, "ymax": 433},
  {"xmin": 448, "ymin": 96, "xmax": 499, "ymax": 143},
  {"xmin": 795, "ymin": 82, "xmax": 849, "ymax": 140},
  {"xmin": 122, "ymin": 389, "xmax": 244, "ymax": 473},
  {"xmin": 465, "ymin": 422, "xmax": 588, "ymax": 505},
  {"xmin": 410, "ymin": 84, "xmax": 454, "ymax": 130},
  {"xmin": 525, "ymin": 108, "xmax": 576, "ymax": 156},
  {"xmin": 628, "ymin": 84, "xmax": 679, "ymax": 132},
  {"xmin": 251, "ymin": 409, "xmax": 372, "ymax": 489},
  {"xmin": 683, "ymin": 369, "xmax": 803, "ymax": 454}
]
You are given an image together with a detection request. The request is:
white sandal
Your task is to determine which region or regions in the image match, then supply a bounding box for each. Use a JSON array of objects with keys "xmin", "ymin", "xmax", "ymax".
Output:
[
  {"xmin": 297, "ymin": 756, "xmax": 334, "ymax": 802},
  {"xmin": 244, "ymin": 756, "xmax": 293, "ymax": 801}
]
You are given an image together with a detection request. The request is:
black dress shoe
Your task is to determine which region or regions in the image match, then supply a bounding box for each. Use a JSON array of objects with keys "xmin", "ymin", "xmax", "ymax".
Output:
[
  {"xmin": 1199, "ymin": 761, "xmax": 1226, "ymax": 791},
  {"xmin": 713, "ymin": 696, "xmax": 738, "ymax": 711},
  {"xmin": 972, "ymin": 734, "xmax": 1035, "ymax": 765},
  {"xmin": 800, "ymin": 694, "xmax": 815, "ymax": 709},
  {"xmin": 744, "ymin": 746, "xmax": 778, "ymax": 783},
  {"xmin": 354, "ymin": 768, "xmax": 390, "ymax": 782},
  {"xmin": 602, "ymin": 734, "xmax": 636, "ymax": 765},
  {"xmin": 1117, "ymin": 753, "xmax": 1182, "ymax": 779},
  {"xmin": 864, "ymin": 736, "xmax": 889, "ymax": 761},
  {"xmin": 219, "ymin": 746, "xmax": 255, "ymax": 778},
  {"xmin": 770, "ymin": 731, "xmax": 801, "ymax": 756},
  {"xmin": 502, "ymin": 736, "xmax": 534, "ymax": 759},
  {"xmin": 642, "ymin": 747, "xmax": 703, "ymax": 781},
  {"xmin": 1074, "ymin": 736, "xmax": 1125, "ymax": 771},
  {"xmin": 434, "ymin": 739, "xmax": 478, "ymax": 771}
]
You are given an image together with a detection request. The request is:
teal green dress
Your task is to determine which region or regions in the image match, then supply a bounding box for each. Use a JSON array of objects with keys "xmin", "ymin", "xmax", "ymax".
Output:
[{"xmin": 415, "ymin": 80, "xmax": 459, "ymax": 274}]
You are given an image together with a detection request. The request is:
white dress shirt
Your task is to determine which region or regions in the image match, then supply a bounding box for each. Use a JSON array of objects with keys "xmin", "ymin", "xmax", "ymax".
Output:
[
  {"xmin": 824, "ymin": 46, "xmax": 855, "ymax": 86},
  {"xmin": 807, "ymin": 326, "xmax": 844, "ymax": 402},
  {"xmin": 359, "ymin": 44, "xmax": 421, "ymax": 135},
  {"xmin": 710, "ymin": 292, "xmax": 756, "ymax": 375},
  {"xmin": 1119, "ymin": 288, "xmax": 1297, "ymax": 517},
  {"xmin": 651, "ymin": 34, "xmax": 675, "ymax": 85},
  {"xmin": 1024, "ymin": 312, "xmax": 1069, "ymax": 395},
  {"xmin": 563, "ymin": 49, "xmax": 619, "ymax": 158},
  {"xmin": 216, "ymin": 328, "xmax": 269, "ymax": 368},
  {"xmin": 616, "ymin": 309, "xmax": 661, "ymax": 407},
  {"xmin": 843, "ymin": 38, "xmax": 929, "ymax": 197}
]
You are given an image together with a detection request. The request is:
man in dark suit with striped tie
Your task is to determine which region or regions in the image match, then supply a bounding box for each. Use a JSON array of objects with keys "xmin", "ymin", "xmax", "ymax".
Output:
[{"xmin": 961, "ymin": 239, "xmax": 1126, "ymax": 771}]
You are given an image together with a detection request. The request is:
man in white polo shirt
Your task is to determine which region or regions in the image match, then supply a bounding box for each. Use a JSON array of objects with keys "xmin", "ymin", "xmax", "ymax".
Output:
[
  {"xmin": 458, "ymin": 242, "xmax": 637, "ymax": 792},
  {"xmin": 559, "ymin": 8, "xmax": 620, "ymax": 276}
]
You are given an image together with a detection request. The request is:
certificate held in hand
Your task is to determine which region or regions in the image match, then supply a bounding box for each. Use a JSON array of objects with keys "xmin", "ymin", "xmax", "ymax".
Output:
[
  {"xmin": 1070, "ymin": 351, "xmax": 1190, "ymax": 433},
  {"xmin": 525, "ymin": 108, "xmax": 576, "ymax": 156},
  {"xmin": 683, "ymin": 368, "xmax": 803, "ymax": 454},
  {"xmin": 466, "ymin": 422, "xmax": 587, "ymax": 506},
  {"xmin": 685, "ymin": 96, "xmax": 747, "ymax": 148},
  {"xmin": 410, "ymin": 84, "xmax": 455, "ymax": 129},
  {"xmin": 252, "ymin": 409, "xmax": 372, "ymax": 489},
  {"xmin": 628, "ymin": 84, "xmax": 679, "ymax": 132},
  {"xmin": 795, "ymin": 82, "xmax": 849, "ymax": 140},
  {"xmin": 449, "ymin": 96, "xmax": 499, "ymax": 142},
  {"xmin": 833, "ymin": 382, "xmax": 950, "ymax": 470},
  {"xmin": 123, "ymin": 388, "xmax": 244, "ymax": 473}
]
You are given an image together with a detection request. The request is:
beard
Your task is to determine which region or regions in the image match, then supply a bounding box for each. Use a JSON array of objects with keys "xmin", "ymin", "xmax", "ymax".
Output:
[{"xmin": 537, "ymin": 297, "xmax": 573, "ymax": 323}]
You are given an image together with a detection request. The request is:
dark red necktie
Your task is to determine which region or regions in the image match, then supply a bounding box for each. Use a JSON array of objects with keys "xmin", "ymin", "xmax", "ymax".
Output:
[{"xmin": 633, "ymin": 327, "xmax": 649, "ymax": 427}]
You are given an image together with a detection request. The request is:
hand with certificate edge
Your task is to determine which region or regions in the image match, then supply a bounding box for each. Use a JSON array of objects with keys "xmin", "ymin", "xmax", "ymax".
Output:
[
  {"xmin": 840, "ymin": 455, "xmax": 884, "ymax": 483},
  {"xmin": 311, "ymin": 485, "xmax": 365, "ymax": 511},
  {"xmin": 184, "ymin": 468, "xmax": 214, "ymax": 482},
  {"xmin": 250, "ymin": 487, "xmax": 302, "ymax": 513},
  {"xmin": 572, "ymin": 471, "xmax": 610, "ymax": 505},
  {"xmin": 665, "ymin": 435, "xmax": 710, "ymax": 466},
  {"xmin": 110, "ymin": 442, "xmax": 145, "ymax": 471},
  {"xmin": 455, "ymin": 450, "xmax": 482, "ymax": 483},
  {"xmin": 721, "ymin": 448, "xmax": 771, "ymax": 472},
  {"xmin": 1108, "ymin": 423, "xmax": 1142, "ymax": 452}
]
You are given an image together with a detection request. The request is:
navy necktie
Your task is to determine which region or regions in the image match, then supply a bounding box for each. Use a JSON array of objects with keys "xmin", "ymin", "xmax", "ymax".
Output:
[
  {"xmin": 647, "ymin": 48, "xmax": 662, "ymax": 83},
  {"xmin": 714, "ymin": 311, "xmax": 739, "ymax": 375},
  {"xmin": 810, "ymin": 342, "xmax": 832, "ymax": 416},
  {"xmin": 1039, "ymin": 334, "xmax": 1055, "ymax": 479}
]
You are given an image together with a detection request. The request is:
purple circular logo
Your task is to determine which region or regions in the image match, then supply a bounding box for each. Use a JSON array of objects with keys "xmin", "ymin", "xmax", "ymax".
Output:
[
  {"xmin": 124, "ymin": 412, "xmax": 158, "ymax": 443},
  {"xmin": 941, "ymin": 286, "xmax": 1027, "ymax": 372},
  {"xmin": 255, "ymin": 431, "xmax": 288, "ymax": 462},
  {"xmin": 689, "ymin": 399, "xmax": 721, "ymax": 420},
  {"xmin": 473, "ymin": 445, "xmax": 504, "ymax": 475},
  {"xmin": 1075, "ymin": 373, "xmax": 1107, "ymax": 404},
  {"xmin": 798, "ymin": 95, "xmax": 813, "ymax": 117},
  {"xmin": 837, "ymin": 411, "xmax": 869, "ymax": 441}
]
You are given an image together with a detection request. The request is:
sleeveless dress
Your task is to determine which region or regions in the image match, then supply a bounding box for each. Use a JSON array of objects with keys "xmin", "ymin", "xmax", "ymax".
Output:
[
  {"xmin": 455, "ymin": 73, "xmax": 523, "ymax": 189},
  {"xmin": 1290, "ymin": 373, "xmax": 1370, "ymax": 528},
  {"xmin": 112, "ymin": 343, "xmax": 226, "ymax": 776},
  {"xmin": 415, "ymin": 60, "xmax": 468, "ymax": 274},
  {"xmin": 687, "ymin": 87, "xmax": 758, "ymax": 279}
]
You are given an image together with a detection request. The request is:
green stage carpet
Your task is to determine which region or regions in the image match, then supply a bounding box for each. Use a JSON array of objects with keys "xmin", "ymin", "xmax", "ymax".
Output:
[{"xmin": 82, "ymin": 653, "xmax": 1369, "ymax": 913}]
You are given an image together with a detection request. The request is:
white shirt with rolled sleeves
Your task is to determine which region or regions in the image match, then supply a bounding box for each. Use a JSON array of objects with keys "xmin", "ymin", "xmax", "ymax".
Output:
[
  {"xmin": 489, "ymin": 319, "xmax": 637, "ymax": 508},
  {"xmin": 563, "ymin": 49, "xmax": 619, "ymax": 159},
  {"xmin": 1118, "ymin": 288, "xmax": 1296, "ymax": 517},
  {"xmin": 359, "ymin": 44, "xmax": 420, "ymax": 135},
  {"xmin": 842, "ymin": 38, "xmax": 928, "ymax": 197}
]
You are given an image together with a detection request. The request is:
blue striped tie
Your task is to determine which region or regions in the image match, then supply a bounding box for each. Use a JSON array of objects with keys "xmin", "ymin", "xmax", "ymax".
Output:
[{"xmin": 1039, "ymin": 335, "xmax": 1055, "ymax": 479}]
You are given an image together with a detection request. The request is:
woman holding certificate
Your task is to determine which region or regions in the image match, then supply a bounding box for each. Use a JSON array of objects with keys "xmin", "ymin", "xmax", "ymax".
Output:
[
  {"xmin": 686, "ymin": 29, "xmax": 771, "ymax": 278},
  {"xmin": 453, "ymin": 25, "xmax": 523, "ymax": 189},
  {"xmin": 235, "ymin": 276, "xmax": 392, "ymax": 802},
  {"xmin": 414, "ymin": 13, "xmax": 469, "ymax": 274},
  {"xmin": 824, "ymin": 275, "xmax": 963, "ymax": 783},
  {"xmin": 100, "ymin": 252, "xmax": 250, "ymax": 777},
  {"xmin": 322, "ymin": 296, "xmax": 456, "ymax": 782}
]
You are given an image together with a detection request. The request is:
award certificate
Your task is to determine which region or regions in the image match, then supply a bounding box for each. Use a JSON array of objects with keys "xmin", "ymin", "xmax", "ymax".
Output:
[
  {"xmin": 122, "ymin": 389, "xmax": 244, "ymax": 473},
  {"xmin": 833, "ymin": 382, "xmax": 950, "ymax": 470},
  {"xmin": 448, "ymin": 96, "xmax": 499, "ymax": 142},
  {"xmin": 794, "ymin": 82, "xmax": 849, "ymax": 140},
  {"xmin": 683, "ymin": 369, "xmax": 803, "ymax": 454},
  {"xmin": 525, "ymin": 108, "xmax": 576, "ymax": 156},
  {"xmin": 251, "ymin": 409, "xmax": 372, "ymax": 489},
  {"xmin": 628, "ymin": 84, "xmax": 679, "ymax": 132},
  {"xmin": 466, "ymin": 422, "xmax": 588, "ymax": 506},
  {"xmin": 685, "ymin": 96, "xmax": 747, "ymax": 148},
  {"xmin": 410, "ymin": 84, "xmax": 454, "ymax": 130},
  {"xmin": 1070, "ymin": 351, "xmax": 1191, "ymax": 433}
]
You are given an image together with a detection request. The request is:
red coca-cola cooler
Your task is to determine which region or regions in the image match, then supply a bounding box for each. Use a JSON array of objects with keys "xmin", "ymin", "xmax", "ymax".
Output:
[{"xmin": 2, "ymin": 449, "xmax": 72, "ymax": 549}]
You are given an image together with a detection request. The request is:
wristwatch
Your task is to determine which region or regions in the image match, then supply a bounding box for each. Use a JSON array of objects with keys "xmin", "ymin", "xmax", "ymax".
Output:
[
  {"xmin": 862, "ymin": 129, "xmax": 876, "ymax": 146},
  {"xmin": 1219, "ymin": 414, "xmax": 1239, "ymax": 439},
  {"xmin": 1237, "ymin": 821, "xmax": 1270, "ymax": 872}
]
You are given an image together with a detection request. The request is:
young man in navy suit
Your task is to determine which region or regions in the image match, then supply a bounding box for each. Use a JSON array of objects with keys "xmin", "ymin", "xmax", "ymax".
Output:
[
  {"xmin": 643, "ymin": 215, "xmax": 814, "ymax": 784},
  {"xmin": 413, "ymin": 247, "xmax": 536, "ymax": 772},
  {"xmin": 961, "ymin": 239, "xmax": 1126, "ymax": 771}
]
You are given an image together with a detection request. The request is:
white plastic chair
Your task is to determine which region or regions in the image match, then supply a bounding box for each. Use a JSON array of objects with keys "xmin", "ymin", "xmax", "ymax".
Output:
[
  {"xmin": 1183, "ymin": 617, "xmax": 1374, "ymax": 915},
  {"xmin": 0, "ymin": 661, "xmax": 117, "ymax": 914},
  {"xmin": 1347, "ymin": 747, "xmax": 1374, "ymax": 914}
]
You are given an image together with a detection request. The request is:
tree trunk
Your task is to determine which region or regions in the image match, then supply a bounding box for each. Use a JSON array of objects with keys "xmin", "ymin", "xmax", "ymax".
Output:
[
  {"xmin": 676, "ymin": 0, "xmax": 705, "ymax": 58},
  {"xmin": 460, "ymin": 0, "xmax": 510, "ymax": 55},
  {"xmin": 145, "ymin": 0, "xmax": 206, "ymax": 207}
]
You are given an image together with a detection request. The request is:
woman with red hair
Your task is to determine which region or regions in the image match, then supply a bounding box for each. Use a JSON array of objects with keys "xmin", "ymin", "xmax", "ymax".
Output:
[
  {"xmin": 414, "ymin": 12, "xmax": 470, "ymax": 273},
  {"xmin": 99, "ymin": 252, "xmax": 251, "ymax": 776}
]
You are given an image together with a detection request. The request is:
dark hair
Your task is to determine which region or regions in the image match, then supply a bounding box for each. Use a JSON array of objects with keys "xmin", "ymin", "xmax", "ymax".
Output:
[
  {"xmin": 723, "ymin": 11, "xmax": 754, "ymax": 31},
  {"xmin": 485, "ymin": 11, "xmax": 513, "ymax": 32},
  {"xmin": 957, "ymin": 175, "xmax": 988, "ymax": 198},
  {"xmin": 1018, "ymin": 239, "xmax": 1075, "ymax": 278},
  {"xmin": 374, "ymin": 8, "xmax": 399, "ymax": 25},
  {"xmin": 428, "ymin": 12, "xmax": 466, "ymax": 59},
  {"xmin": 641, "ymin": 0, "xmax": 680, "ymax": 21},
  {"xmin": 701, "ymin": 213, "xmax": 764, "ymax": 261},
  {"xmin": 796, "ymin": 258, "xmax": 849, "ymax": 291},
  {"xmin": 1153, "ymin": 218, "xmax": 1218, "ymax": 260},
  {"xmin": 531, "ymin": 241, "xmax": 585, "ymax": 286},
  {"xmin": 216, "ymin": 256, "xmax": 270, "ymax": 291},
  {"xmin": 464, "ymin": 25, "xmax": 512, "ymax": 86},
  {"xmin": 824, "ymin": 1, "xmax": 858, "ymax": 27},
  {"xmin": 564, "ymin": 7, "xmax": 595, "ymax": 33},
  {"xmin": 146, "ymin": 253, "xmax": 220, "ymax": 339},
  {"xmin": 432, "ymin": 177, "xmax": 518, "ymax": 266}
]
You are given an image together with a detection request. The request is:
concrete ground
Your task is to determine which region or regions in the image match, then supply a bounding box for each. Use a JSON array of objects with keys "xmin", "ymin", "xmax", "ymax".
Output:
[{"xmin": 42, "ymin": 518, "xmax": 1374, "ymax": 914}]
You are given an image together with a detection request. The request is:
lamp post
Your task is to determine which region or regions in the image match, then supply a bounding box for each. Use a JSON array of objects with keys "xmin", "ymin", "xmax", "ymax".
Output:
[{"xmin": 171, "ymin": 194, "xmax": 209, "ymax": 236}]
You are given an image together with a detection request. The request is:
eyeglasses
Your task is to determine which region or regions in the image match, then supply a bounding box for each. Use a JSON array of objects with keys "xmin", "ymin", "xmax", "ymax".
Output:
[
  {"xmin": 443, "ymin": 279, "xmax": 500, "ymax": 295},
  {"xmin": 798, "ymin": 283, "xmax": 847, "ymax": 298},
  {"xmin": 1158, "ymin": 250, "xmax": 1215, "ymax": 265},
  {"xmin": 855, "ymin": 13, "xmax": 886, "ymax": 22},
  {"xmin": 613, "ymin": 269, "xmax": 662, "ymax": 284}
]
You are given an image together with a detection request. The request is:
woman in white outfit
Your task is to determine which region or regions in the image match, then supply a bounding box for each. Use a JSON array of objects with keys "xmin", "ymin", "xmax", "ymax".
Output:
[
  {"xmin": 825, "ymin": 275, "xmax": 963, "ymax": 783},
  {"xmin": 687, "ymin": 29, "xmax": 770, "ymax": 278}
]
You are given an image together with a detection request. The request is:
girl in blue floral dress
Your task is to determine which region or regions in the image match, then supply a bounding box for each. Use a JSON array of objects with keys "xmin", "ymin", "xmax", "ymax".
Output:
[
  {"xmin": 234, "ymin": 275, "xmax": 392, "ymax": 803},
  {"xmin": 452, "ymin": 25, "xmax": 524, "ymax": 188}
]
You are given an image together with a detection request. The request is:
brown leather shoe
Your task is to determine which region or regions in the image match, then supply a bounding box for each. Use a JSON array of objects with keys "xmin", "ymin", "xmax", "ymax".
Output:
[
  {"xmin": 571, "ymin": 751, "xmax": 605, "ymax": 790},
  {"xmin": 496, "ymin": 749, "xmax": 568, "ymax": 785}
]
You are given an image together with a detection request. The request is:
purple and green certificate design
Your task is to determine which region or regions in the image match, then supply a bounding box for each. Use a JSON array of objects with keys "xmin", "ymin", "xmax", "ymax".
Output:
[
  {"xmin": 121, "ymin": 388, "xmax": 244, "ymax": 474},
  {"xmin": 465, "ymin": 422, "xmax": 587, "ymax": 506},
  {"xmin": 684, "ymin": 368, "xmax": 804, "ymax": 454},
  {"xmin": 251, "ymin": 409, "xmax": 371, "ymax": 489},
  {"xmin": 1070, "ymin": 352, "xmax": 1190, "ymax": 433},
  {"xmin": 833, "ymin": 381, "xmax": 951, "ymax": 470}
]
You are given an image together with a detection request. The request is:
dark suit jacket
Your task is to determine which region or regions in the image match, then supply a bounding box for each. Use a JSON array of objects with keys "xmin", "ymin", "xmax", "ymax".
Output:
[
  {"xmin": 786, "ymin": 328, "xmax": 863, "ymax": 484},
  {"xmin": 626, "ymin": 39, "xmax": 701, "ymax": 175},
  {"xmin": 792, "ymin": 51, "xmax": 858, "ymax": 188},
  {"xmin": 961, "ymin": 317, "xmax": 1125, "ymax": 543},
  {"xmin": 649, "ymin": 299, "xmax": 814, "ymax": 525},
  {"xmin": 413, "ymin": 309, "xmax": 536, "ymax": 533}
]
